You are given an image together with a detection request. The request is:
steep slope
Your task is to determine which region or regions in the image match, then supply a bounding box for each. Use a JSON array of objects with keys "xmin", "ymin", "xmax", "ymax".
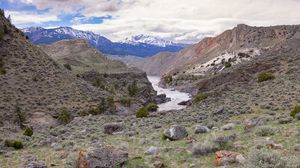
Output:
[
  {"xmin": 0, "ymin": 13, "xmax": 108, "ymax": 126},
  {"xmin": 39, "ymin": 39, "xmax": 158, "ymax": 114},
  {"xmin": 154, "ymin": 24, "xmax": 299, "ymax": 83},
  {"xmin": 23, "ymin": 27, "xmax": 186, "ymax": 57}
]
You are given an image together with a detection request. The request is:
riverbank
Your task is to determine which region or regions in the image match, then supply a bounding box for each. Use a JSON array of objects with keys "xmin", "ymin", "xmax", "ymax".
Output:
[{"xmin": 147, "ymin": 76, "xmax": 191, "ymax": 111}]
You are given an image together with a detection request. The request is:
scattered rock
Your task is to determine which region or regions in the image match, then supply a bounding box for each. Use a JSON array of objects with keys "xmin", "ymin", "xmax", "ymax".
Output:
[
  {"xmin": 178, "ymin": 100, "xmax": 190, "ymax": 106},
  {"xmin": 221, "ymin": 123, "xmax": 235, "ymax": 131},
  {"xmin": 153, "ymin": 160, "xmax": 165, "ymax": 168},
  {"xmin": 24, "ymin": 161, "xmax": 47, "ymax": 168},
  {"xmin": 267, "ymin": 143, "xmax": 283, "ymax": 150},
  {"xmin": 192, "ymin": 143, "xmax": 217, "ymax": 156},
  {"xmin": 278, "ymin": 116, "xmax": 293, "ymax": 124},
  {"xmin": 194, "ymin": 125, "xmax": 210, "ymax": 134},
  {"xmin": 214, "ymin": 150, "xmax": 246, "ymax": 166},
  {"xmin": 294, "ymin": 144, "xmax": 300, "ymax": 151},
  {"xmin": 155, "ymin": 94, "xmax": 171, "ymax": 104},
  {"xmin": 77, "ymin": 146, "xmax": 128, "ymax": 168},
  {"xmin": 145, "ymin": 146, "xmax": 159, "ymax": 155},
  {"xmin": 163, "ymin": 125, "xmax": 188, "ymax": 140},
  {"xmin": 103, "ymin": 123, "xmax": 125, "ymax": 135}
]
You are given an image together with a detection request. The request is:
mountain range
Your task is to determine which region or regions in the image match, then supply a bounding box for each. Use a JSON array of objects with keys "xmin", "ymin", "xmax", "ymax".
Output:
[{"xmin": 23, "ymin": 27, "xmax": 187, "ymax": 57}]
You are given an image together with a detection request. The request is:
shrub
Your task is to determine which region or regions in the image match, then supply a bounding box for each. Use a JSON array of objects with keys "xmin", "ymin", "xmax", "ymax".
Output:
[
  {"xmin": 4, "ymin": 25, "xmax": 8, "ymax": 34},
  {"xmin": 4, "ymin": 140, "xmax": 23, "ymax": 150},
  {"xmin": 194, "ymin": 93, "xmax": 208, "ymax": 103},
  {"xmin": 243, "ymin": 149, "xmax": 287, "ymax": 168},
  {"xmin": 146, "ymin": 103, "xmax": 158, "ymax": 112},
  {"xmin": 213, "ymin": 134, "xmax": 236, "ymax": 150},
  {"xmin": 257, "ymin": 72, "xmax": 275, "ymax": 82},
  {"xmin": 23, "ymin": 127, "xmax": 33, "ymax": 136},
  {"xmin": 255, "ymin": 126, "xmax": 276, "ymax": 137},
  {"xmin": 14, "ymin": 105, "xmax": 26, "ymax": 129},
  {"xmin": 128, "ymin": 80, "xmax": 138, "ymax": 97},
  {"xmin": 0, "ymin": 58, "xmax": 6, "ymax": 75},
  {"xmin": 224, "ymin": 61, "xmax": 232, "ymax": 68},
  {"xmin": 162, "ymin": 75, "xmax": 173, "ymax": 84},
  {"xmin": 58, "ymin": 108, "xmax": 71, "ymax": 124},
  {"xmin": 136, "ymin": 107, "xmax": 149, "ymax": 118},
  {"xmin": 0, "ymin": 25, "xmax": 4, "ymax": 40},
  {"xmin": 63, "ymin": 64, "xmax": 72, "ymax": 71},
  {"xmin": 192, "ymin": 143, "xmax": 217, "ymax": 156},
  {"xmin": 290, "ymin": 105, "xmax": 300, "ymax": 118},
  {"xmin": 120, "ymin": 97, "xmax": 132, "ymax": 107}
]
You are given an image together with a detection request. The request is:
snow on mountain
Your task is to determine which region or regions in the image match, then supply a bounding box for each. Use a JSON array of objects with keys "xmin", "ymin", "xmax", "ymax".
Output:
[
  {"xmin": 123, "ymin": 34, "xmax": 177, "ymax": 47},
  {"xmin": 23, "ymin": 27, "xmax": 187, "ymax": 57}
]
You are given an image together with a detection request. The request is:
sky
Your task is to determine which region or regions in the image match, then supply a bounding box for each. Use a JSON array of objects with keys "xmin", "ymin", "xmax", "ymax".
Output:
[{"xmin": 1, "ymin": 0, "xmax": 300, "ymax": 44}]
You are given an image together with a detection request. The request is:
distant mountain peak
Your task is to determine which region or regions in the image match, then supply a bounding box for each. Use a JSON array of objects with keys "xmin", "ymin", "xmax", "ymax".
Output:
[
  {"xmin": 123, "ymin": 34, "xmax": 176, "ymax": 47},
  {"xmin": 23, "ymin": 27, "xmax": 186, "ymax": 57}
]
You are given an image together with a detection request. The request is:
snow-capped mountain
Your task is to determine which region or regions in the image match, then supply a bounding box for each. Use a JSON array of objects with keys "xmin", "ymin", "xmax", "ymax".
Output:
[
  {"xmin": 123, "ymin": 34, "xmax": 184, "ymax": 47},
  {"xmin": 23, "ymin": 27, "xmax": 187, "ymax": 57}
]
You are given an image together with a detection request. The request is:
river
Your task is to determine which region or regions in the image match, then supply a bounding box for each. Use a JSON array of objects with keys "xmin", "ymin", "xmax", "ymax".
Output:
[{"xmin": 147, "ymin": 76, "xmax": 191, "ymax": 111}]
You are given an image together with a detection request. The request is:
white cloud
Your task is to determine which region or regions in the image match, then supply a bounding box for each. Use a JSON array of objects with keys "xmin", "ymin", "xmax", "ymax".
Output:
[
  {"xmin": 8, "ymin": 0, "xmax": 300, "ymax": 43},
  {"xmin": 6, "ymin": 10, "xmax": 60, "ymax": 26}
]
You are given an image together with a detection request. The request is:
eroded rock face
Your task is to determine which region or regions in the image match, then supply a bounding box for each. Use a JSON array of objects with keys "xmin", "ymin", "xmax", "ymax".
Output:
[
  {"xmin": 77, "ymin": 146, "xmax": 128, "ymax": 168},
  {"xmin": 28, "ymin": 112, "xmax": 59, "ymax": 129},
  {"xmin": 163, "ymin": 125, "xmax": 188, "ymax": 140}
]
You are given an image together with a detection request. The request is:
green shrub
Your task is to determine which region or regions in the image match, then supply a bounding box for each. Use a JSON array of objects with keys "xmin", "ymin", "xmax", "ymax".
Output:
[
  {"xmin": 224, "ymin": 61, "xmax": 232, "ymax": 68},
  {"xmin": 243, "ymin": 149, "xmax": 288, "ymax": 168},
  {"xmin": 4, "ymin": 140, "xmax": 23, "ymax": 150},
  {"xmin": 162, "ymin": 75, "xmax": 173, "ymax": 84},
  {"xmin": 0, "ymin": 58, "xmax": 6, "ymax": 75},
  {"xmin": 120, "ymin": 97, "xmax": 132, "ymax": 107},
  {"xmin": 290, "ymin": 105, "xmax": 300, "ymax": 118},
  {"xmin": 194, "ymin": 93, "xmax": 208, "ymax": 103},
  {"xmin": 146, "ymin": 103, "xmax": 158, "ymax": 112},
  {"xmin": 58, "ymin": 108, "xmax": 71, "ymax": 124},
  {"xmin": 255, "ymin": 126, "xmax": 276, "ymax": 137},
  {"xmin": 257, "ymin": 72, "xmax": 275, "ymax": 82},
  {"xmin": 63, "ymin": 64, "xmax": 72, "ymax": 71},
  {"xmin": 0, "ymin": 25, "xmax": 4, "ymax": 40},
  {"xmin": 136, "ymin": 107, "xmax": 149, "ymax": 118},
  {"xmin": 14, "ymin": 105, "xmax": 26, "ymax": 129},
  {"xmin": 23, "ymin": 127, "xmax": 33, "ymax": 137},
  {"xmin": 128, "ymin": 80, "xmax": 138, "ymax": 97}
]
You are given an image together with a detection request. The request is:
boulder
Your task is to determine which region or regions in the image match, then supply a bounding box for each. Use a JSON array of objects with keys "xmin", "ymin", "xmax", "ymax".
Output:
[
  {"xmin": 214, "ymin": 150, "xmax": 246, "ymax": 166},
  {"xmin": 294, "ymin": 144, "xmax": 300, "ymax": 151},
  {"xmin": 295, "ymin": 113, "xmax": 300, "ymax": 120},
  {"xmin": 145, "ymin": 146, "xmax": 159, "ymax": 155},
  {"xmin": 194, "ymin": 125, "xmax": 210, "ymax": 134},
  {"xmin": 77, "ymin": 146, "xmax": 128, "ymax": 168},
  {"xmin": 163, "ymin": 125, "xmax": 188, "ymax": 140},
  {"xmin": 155, "ymin": 94, "xmax": 171, "ymax": 104},
  {"xmin": 103, "ymin": 123, "xmax": 125, "ymax": 135},
  {"xmin": 221, "ymin": 123, "xmax": 235, "ymax": 131},
  {"xmin": 178, "ymin": 100, "xmax": 190, "ymax": 106}
]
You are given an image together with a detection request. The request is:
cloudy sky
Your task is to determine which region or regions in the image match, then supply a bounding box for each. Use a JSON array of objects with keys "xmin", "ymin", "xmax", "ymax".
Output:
[{"xmin": 1, "ymin": 0, "xmax": 300, "ymax": 43}]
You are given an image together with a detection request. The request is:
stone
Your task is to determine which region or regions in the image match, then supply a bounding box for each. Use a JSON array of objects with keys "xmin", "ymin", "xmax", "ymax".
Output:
[
  {"xmin": 155, "ymin": 94, "xmax": 171, "ymax": 104},
  {"xmin": 178, "ymin": 100, "xmax": 190, "ymax": 106},
  {"xmin": 194, "ymin": 125, "xmax": 210, "ymax": 134},
  {"xmin": 77, "ymin": 146, "xmax": 128, "ymax": 168},
  {"xmin": 294, "ymin": 144, "xmax": 300, "ymax": 151},
  {"xmin": 221, "ymin": 123, "xmax": 235, "ymax": 131},
  {"xmin": 214, "ymin": 150, "xmax": 246, "ymax": 166},
  {"xmin": 163, "ymin": 125, "xmax": 188, "ymax": 140},
  {"xmin": 145, "ymin": 146, "xmax": 159, "ymax": 155},
  {"xmin": 153, "ymin": 160, "xmax": 165, "ymax": 168},
  {"xmin": 103, "ymin": 123, "xmax": 125, "ymax": 135}
]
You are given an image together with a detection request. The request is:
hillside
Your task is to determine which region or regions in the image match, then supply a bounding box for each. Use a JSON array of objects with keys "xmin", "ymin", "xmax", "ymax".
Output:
[
  {"xmin": 0, "ymin": 12, "xmax": 109, "ymax": 127},
  {"xmin": 23, "ymin": 27, "xmax": 186, "ymax": 57},
  {"xmin": 39, "ymin": 39, "xmax": 158, "ymax": 115}
]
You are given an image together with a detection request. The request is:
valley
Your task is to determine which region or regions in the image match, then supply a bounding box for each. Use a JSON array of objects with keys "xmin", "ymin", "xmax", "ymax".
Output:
[{"xmin": 0, "ymin": 4, "xmax": 300, "ymax": 168}]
